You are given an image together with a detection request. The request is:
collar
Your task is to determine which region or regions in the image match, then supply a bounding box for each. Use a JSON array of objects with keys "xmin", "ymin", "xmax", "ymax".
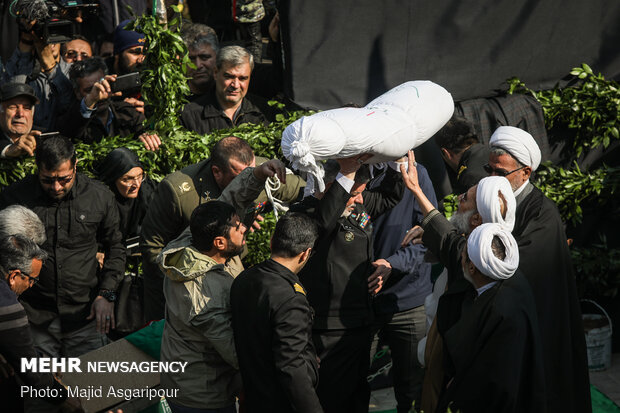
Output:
[
  {"xmin": 514, "ymin": 181, "xmax": 533, "ymax": 205},
  {"xmin": 476, "ymin": 280, "xmax": 498, "ymax": 296},
  {"xmin": 264, "ymin": 258, "xmax": 302, "ymax": 287}
]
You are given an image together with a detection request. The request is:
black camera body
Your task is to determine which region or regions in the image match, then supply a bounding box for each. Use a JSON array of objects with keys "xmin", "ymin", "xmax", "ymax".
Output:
[{"xmin": 14, "ymin": 0, "xmax": 99, "ymax": 44}]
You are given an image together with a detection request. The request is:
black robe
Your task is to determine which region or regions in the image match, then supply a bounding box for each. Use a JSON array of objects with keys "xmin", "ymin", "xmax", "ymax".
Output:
[
  {"xmin": 512, "ymin": 183, "xmax": 591, "ymax": 413},
  {"xmin": 437, "ymin": 272, "xmax": 547, "ymax": 413}
]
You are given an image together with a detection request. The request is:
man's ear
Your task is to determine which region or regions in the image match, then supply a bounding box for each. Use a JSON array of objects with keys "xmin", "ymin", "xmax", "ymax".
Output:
[
  {"xmin": 212, "ymin": 165, "xmax": 223, "ymax": 180},
  {"xmin": 7, "ymin": 270, "xmax": 19, "ymax": 289},
  {"xmin": 212, "ymin": 236, "xmax": 227, "ymax": 252},
  {"xmin": 299, "ymin": 248, "xmax": 312, "ymax": 264},
  {"xmin": 522, "ymin": 166, "xmax": 532, "ymax": 181},
  {"xmin": 440, "ymin": 147, "xmax": 451, "ymax": 162},
  {"xmin": 470, "ymin": 212, "xmax": 482, "ymax": 229}
]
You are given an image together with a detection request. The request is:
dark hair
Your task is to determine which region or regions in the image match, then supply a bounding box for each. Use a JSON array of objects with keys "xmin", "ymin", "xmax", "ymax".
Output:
[
  {"xmin": 491, "ymin": 235, "xmax": 507, "ymax": 261},
  {"xmin": 190, "ymin": 201, "xmax": 237, "ymax": 252},
  {"xmin": 211, "ymin": 136, "xmax": 254, "ymax": 172},
  {"xmin": 434, "ymin": 115, "xmax": 479, "ymax": 153},
  {"xmin": 354, "ymin": 164, "xmax": 371, "ymax": 185},
  {"xmin": 271, "ymin": 213, "xmax": 319, "ymax": 258},
  {"xmin": 69, "ymin": 56, "xmax": 108, "ymax": 90},
  {"xmin": 35, "ymin": 135, "xmax": 76, "ymax": 171},
  {"xmin": 182, "ymin": 23, "xmax": 220, "ymax": 53},
  {"xmin": 0, "ymin": 234, "xmax": 47, "ymax": 277}
]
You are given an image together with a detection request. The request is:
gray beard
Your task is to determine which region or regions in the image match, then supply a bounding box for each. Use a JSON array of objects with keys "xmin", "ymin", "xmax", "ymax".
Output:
[{"xmin": 450, "ymin": 209, "xmax": 475, "ymax": 235}]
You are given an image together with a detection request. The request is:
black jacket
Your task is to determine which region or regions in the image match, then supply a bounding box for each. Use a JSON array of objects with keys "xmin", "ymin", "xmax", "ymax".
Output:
[
  {"xmin": 231, "ymin": 259, "xmax": 322, "ymax": 413},
  {"xmin": 180, "ymin": 89, "xmax": 274, "ymax": 135},
  {"xmin": 58, "ymin": 98, "xmax": 145, "ymax": 144},
  {"xmin": 0, "ymin": 173, "xmax": 126, "ymax": 332},
  {"xmin": 291, "ymin": 167, "xmax": 403, "ymax": 329},
  {"xmin": 453, "ymin": 143, "xmax": 490, "ymax": 194}
]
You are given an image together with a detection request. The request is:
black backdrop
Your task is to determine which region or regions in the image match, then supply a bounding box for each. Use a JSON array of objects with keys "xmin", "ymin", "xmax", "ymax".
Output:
[{"xmin": 279, "ymin": 0, "xmax": 620, "ymax": 109}]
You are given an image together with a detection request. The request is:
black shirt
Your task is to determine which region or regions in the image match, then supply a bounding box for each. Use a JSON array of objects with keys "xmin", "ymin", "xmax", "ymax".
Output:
[{"xmin": 0, "ymin": 173, "xmax": 125, "ymax": 332}]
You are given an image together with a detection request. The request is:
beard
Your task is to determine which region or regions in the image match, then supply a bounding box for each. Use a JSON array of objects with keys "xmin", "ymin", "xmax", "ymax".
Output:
[
  {"xmin": 450, "ymin": 209, "xmax": 475, "ymax": 235},
  {"xmin": 222, "ymin": 240, "xmax": 245, "ymax": 260}
]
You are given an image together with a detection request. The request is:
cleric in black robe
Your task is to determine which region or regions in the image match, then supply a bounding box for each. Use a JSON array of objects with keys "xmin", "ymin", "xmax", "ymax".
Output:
[
  {"xmin": 436, "ymin": 223, "xmax": 546, "ymax": 413},
  {"xmin": 95, "ymin": 147, "xmax": 156, "ymax": 245},
  {"xmin": 488, "ymin": 126, "xmax": 591, "ymax": 413}
]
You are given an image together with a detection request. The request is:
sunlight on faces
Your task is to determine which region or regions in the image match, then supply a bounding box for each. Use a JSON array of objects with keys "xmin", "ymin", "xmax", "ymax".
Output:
[
  {"xmin": 223, "ymin": 216, "xmax": 247, "ymax": 259},
  {"xmin": 213, "ymin": 157, "xmax": 255, "ymax": 190},
  {"xmin": 63, "ymin": 39, "xmax": 92, "ymax": 63},
  {"xmin": 214, "ymin": 61, "xmax": 251, "ymax": 108},
  {"xmin": 0, "ymin": 97, "xmax": 34, "ymax": 138},
  {"xmin": 487, "ymin": 152, "xmax": 530, "ymax": 191},
  {"xmin": 115, "ymin": 166, "xmax": 144, "ymax": 198},
  {"xmin": 342, "ymin": 183, "xmax": 366, "ymax": 217}
]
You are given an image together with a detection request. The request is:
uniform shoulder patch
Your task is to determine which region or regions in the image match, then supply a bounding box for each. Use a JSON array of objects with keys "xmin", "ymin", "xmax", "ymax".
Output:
[
  {"xmin": 293, "ymin": 283, "xmax": 306, "ymax": 295},
  {"xmin": 457, "ymin": 165, "xmax": 468, "ymax": 179},
  {"xmin": 179, "ymin": 182, "xmax": 192, "ymax": 193}
]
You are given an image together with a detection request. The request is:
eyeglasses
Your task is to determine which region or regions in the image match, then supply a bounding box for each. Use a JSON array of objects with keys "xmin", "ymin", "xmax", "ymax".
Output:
[
  {"xmin": 64, "ymin": 50, "xmax": 90, "ymax": 61},
  {"xmin": 483, "ymin": 164, "xmax": 526, "ymax": 177},
  {"xmin": 12, "ymin": 269, "xmax": 39, "ymax": 285},
  {"xmin": 119, "ymin": 173, "xmax": 145, "ymax": 186},
  {"xmin": 40, "ymin": 171, "xmax": 75, "ymax": 185}
]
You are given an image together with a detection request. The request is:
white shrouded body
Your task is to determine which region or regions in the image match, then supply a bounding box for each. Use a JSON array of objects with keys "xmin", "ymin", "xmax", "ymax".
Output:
[{"xmin": 282, "ymin": 80, "xmax": 454, "ymax": 193}]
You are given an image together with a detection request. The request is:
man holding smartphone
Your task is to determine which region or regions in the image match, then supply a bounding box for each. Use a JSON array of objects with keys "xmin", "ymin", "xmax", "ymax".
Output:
[{"xmin": 58, "ymin": 57, "xmax": 146, "ymax": 144}]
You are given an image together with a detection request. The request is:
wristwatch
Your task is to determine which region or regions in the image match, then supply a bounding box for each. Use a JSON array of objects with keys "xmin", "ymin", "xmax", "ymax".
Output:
[{"xmin": 98, "ymin": 289, "xmax": 117, "ymax": 302}]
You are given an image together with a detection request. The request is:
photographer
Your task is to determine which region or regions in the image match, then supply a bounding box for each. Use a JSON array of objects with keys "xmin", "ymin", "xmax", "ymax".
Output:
[
  {"xmin": 3, "ymin": 18, "xmax": 73, "ymax": 132},
  {"xmin": 58, "ymin": 56, "xmax": 146, "ymax": 144}
]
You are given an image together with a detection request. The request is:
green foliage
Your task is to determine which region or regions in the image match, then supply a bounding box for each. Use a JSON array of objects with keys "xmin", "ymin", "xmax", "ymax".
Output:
[
  {"xmin": 534, "ymin": 161, "xmax": 620, "ymax": 226},
  {"xmin": 243, "ymin": 212, "xmax": 278, "ymax": 267},
  {"xmin": 572, "ymin": 236, "xmax": 620, "ymax": 298},
  {"xmin": 507, "ymin": 63, "xmax": 620, "ymax": 157},
  {"xmin": 442, "ymin": 193, "xmax": 458, "ymax": 219},
  {"xmin": 127, "ymin": 11, "xmax": 192, "ymax": 138}
]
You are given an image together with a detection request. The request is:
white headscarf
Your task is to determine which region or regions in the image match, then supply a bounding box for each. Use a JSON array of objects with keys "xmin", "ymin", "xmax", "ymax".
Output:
[
  {"xmin": 489, "ymin": 126, "xmax": 541, "ymax": 171},
  {"xmin": 476, "ymin": 176, "xmax": 516, "ymax": 231},
  {"xmin": 467, "ymin": 223, "xmax": 519, "ymax": 280}
]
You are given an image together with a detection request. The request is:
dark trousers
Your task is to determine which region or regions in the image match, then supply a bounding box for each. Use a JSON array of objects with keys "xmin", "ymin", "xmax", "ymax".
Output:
[
  {"xmin": 371, "ymin": 305, "xmax": 426, "ymax": 413},
  {"xmin": 313, "ymin": 327, "xmax": 372, "ymax": 413},
  {"xmin": 142, "ymin": 259, "xmax": 166, "ymax": 322}
]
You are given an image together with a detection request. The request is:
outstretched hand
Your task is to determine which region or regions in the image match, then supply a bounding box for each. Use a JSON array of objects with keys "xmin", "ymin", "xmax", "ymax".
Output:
[
  {"xmin": 401, "ymin": 225, "xmax": 424, "ymax": 247},
  {"xmin": 253, "ymin": 159, "xmax": 287, "ymax": 184},
  {"xmin": 400, "ymin": 150, "xmax": 420, "ymax": 194}
]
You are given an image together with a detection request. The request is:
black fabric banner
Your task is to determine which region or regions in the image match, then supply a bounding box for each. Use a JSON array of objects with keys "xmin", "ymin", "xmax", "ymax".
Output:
[{"xmin": 280, "ymin": 0, "xmax": 620, "ymax": 109}]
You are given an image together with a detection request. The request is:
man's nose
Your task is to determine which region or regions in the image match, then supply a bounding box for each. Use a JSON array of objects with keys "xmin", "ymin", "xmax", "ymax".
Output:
[
  {"xmin": 53, "ymin": 181, "xmax": 63, "ymax": 191},
  {"xmin": 15, "ymin": 106, "xmax": 25, "ymax": 117},
  {"xmin": 137, "ymin": 54, "xmax": 146, "ymax": 63},
  {"xmin": 354, "ymin": 193, "xmax": 364, "ymax": 204}
]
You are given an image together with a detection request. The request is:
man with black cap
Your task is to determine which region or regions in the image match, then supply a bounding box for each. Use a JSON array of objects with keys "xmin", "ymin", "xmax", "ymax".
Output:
[
  {"xmin": 0, "ymin": 82, "xmax": 40, "ymax": 159},
  {"xmin": 110, "ymin": 19, "xmax": 146, "ymax": 76}
]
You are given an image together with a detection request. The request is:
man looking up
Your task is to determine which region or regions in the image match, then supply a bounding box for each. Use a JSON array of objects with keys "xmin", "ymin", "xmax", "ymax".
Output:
[
  {"xmin": 436, "ymin": 223, "xmax": 546, "ymax": 413},
  {"xmin": 60, "ymin": 36, "xmax": 93, "ymax": 64},
  {"xmin": 158, "ymin": 159, "xmax": 288, "ymax": 412},
  {"xmin": 231, "ymin": 212, "xmax": 323, "ymax": 413},
  {"xmin": 0, "ymin": 82, "xmax": 40, "ymax": 159},
  {"xmin": 181, "ymin": 46, "xmax": 275, "ymax": 135},
  {"xmin": 487, "ymin": 126, "xmax": 590, "ymax": 413},
  {"xmin": 291, "ymin": 155, "xmax": 404, "ymax": 413},
  {"xmin": 0, "ymin": 135, "xmax": 125, "ymax": 357},
  {"xmin": 141, "ymin": 136, "xmax": 304, "ymax": 322}
]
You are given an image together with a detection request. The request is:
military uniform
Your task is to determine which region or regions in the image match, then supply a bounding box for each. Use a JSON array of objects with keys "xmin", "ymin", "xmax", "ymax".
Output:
[
  {"xmin": 290, "ymin": 166, "xmax": 403, "ymax": 413},
  {"xmin": 231, "ymin": 259, "xmax": 322, "ymax": 413},
  {"xmin": 140, "ymin": 157, "xmax": 304, "ymax": 321}
]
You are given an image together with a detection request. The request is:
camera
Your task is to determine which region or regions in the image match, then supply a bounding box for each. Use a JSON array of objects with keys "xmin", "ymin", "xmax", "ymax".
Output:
[{"xmin": 13, "ymin": 0, "xmax": 99, "ymax": 44}]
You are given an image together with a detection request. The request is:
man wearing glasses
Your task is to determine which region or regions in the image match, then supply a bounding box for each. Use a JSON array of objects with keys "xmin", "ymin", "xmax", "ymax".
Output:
[
  {"xmin": 486, "ymin": 126, "xmax": 591, "ymax": 413},
  {"xmin": 0, "ymin": 135, "xmax": 125, "ymax": 359}
]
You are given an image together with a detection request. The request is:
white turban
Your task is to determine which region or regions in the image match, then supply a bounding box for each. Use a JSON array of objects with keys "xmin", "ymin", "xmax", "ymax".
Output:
[
  {"xmin": 476, "ymin": 176, "xmax": 516, "ymax": 231},
  {"xmin": 489, "ymin": 126, "xmax": 541, "ymax": 171},
  {"xmin": 467, "ymin": 223, "xmax": 519, "ymax": 281}
]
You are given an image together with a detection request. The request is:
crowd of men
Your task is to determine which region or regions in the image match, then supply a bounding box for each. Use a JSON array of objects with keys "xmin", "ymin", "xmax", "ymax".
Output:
[{"xmin": 0, "ymin": 3, "xmax": 592, "ymax": 413}]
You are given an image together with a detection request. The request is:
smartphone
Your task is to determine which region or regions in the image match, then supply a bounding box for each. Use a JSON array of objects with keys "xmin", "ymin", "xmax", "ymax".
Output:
[{"xmin": 110, "ymin": 72, "xmax": 142, "ymax": 94}]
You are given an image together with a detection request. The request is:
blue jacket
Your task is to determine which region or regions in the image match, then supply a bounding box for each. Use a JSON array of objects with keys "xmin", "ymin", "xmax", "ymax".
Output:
[{"xmin": 371, "ymin": 163, "xmax": 437, "ymax": 315}]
